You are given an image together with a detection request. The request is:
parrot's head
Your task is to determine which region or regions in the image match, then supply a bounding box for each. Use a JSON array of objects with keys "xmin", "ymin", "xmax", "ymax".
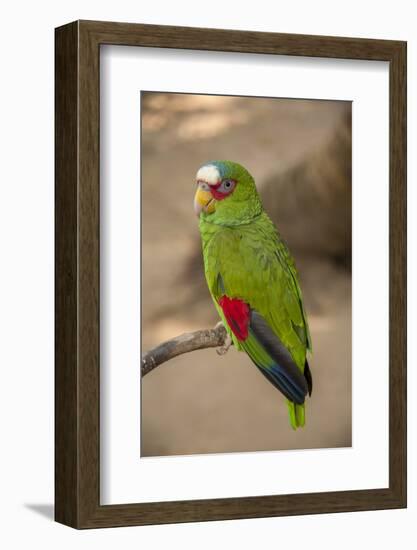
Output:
[{"xmin": 194, "ymin": 160, "xmax": 262, "ymax": 225}]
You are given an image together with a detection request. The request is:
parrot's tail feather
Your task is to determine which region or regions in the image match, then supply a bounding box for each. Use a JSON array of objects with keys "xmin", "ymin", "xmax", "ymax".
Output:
[
  {"xmin": 295, "ymin": 403, "xmax": 305, "ymax": 427},
  {"xmin": 287, "ymin": 401, "xmax": 305, "ymax": 430},
  {"xmin": 287, "ymin": 401, "xmax": 297, "ymax": 430}
]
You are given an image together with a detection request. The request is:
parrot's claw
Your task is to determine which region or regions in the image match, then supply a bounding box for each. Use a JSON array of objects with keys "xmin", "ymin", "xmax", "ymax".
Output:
[{"xmin": 217, "ymin": 334, "xmax": 232, "ymax": 356}]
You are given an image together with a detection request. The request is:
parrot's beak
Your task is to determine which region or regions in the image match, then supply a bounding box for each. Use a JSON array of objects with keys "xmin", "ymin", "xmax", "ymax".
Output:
[{"xmin": 194, "ymin": 186, "xmax": 216, "ymax": 216}]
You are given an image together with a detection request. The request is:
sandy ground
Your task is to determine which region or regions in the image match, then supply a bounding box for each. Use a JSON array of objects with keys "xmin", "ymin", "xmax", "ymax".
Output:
[{"xmin": 141, "ymin": 93, "xmax": 352, "ymax": 456}]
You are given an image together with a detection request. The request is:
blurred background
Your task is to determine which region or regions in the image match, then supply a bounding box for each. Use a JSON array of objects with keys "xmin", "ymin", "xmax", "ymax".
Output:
[{"xmin": 141, "ymin": 92, "xmax": 352, "ymax": 457}]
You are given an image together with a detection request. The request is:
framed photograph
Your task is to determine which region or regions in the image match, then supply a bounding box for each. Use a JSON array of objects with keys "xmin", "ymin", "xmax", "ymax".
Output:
[{"xmin": 55, "ymin": 20, "xmax": 406, "ymax": 528}]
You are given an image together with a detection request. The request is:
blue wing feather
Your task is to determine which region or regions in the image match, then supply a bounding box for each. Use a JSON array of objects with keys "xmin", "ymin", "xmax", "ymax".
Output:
[{"xmin": 240, "ymin": 310, "xmax": 308, "ymax": 404}]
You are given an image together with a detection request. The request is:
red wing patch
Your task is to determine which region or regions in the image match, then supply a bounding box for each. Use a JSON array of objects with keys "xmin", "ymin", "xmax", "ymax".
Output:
[{"xmin": 218, "ymin": 296, "xmax": 250, "ymax": 341}]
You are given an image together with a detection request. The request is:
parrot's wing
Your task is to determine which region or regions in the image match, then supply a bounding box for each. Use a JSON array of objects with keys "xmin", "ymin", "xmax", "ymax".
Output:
[
  {"xmin": 218, "ymin": 293, "xmax": 308, "ymax": 404},
  {"xmin": 245, "ymin": 310, "xmax": 309, "ymax": 404}
]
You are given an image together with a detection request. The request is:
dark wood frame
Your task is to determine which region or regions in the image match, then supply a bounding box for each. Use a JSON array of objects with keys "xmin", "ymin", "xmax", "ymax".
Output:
[{"xmin": 55, "ymin": 20, "xmax": 407, "ymax": 529}]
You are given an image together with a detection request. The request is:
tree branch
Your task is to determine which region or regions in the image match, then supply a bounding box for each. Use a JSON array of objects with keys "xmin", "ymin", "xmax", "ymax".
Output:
[{"xmin": 141, "ymin": 322, "xmax": 228, "ymax": 376}]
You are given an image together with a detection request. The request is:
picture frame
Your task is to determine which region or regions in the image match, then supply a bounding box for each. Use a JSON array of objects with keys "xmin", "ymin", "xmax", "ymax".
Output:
[{"xmin": 55, "ymin": 20, "xmax": 406, "ymax": 528}]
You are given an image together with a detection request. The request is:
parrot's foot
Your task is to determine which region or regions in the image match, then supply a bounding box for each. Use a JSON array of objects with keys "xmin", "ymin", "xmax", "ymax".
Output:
[{"xmin": 217, "ymin": 334, "xmax": 232, "ymax": 356}]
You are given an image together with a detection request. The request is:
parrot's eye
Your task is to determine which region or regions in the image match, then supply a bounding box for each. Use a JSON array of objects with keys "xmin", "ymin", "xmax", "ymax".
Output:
[{"xmin": 218, "ymin": 179, "xmax": 236, "ymax": 194}]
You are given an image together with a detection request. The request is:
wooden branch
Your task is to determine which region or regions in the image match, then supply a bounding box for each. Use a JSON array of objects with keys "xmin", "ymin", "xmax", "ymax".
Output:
[{"xmin": 141, "ymin": 322, "xmax": 228, "ymax": 376}]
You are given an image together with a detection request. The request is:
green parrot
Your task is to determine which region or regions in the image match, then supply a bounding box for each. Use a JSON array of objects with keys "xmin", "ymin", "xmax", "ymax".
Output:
[{"xmin": 194, "ymin": 160, "xmax": 312, "ymax": 429}]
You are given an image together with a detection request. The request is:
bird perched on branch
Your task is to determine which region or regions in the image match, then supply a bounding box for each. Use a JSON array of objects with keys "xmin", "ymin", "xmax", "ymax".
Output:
[{"xmin": 194, "ymin": 160, "xmax": 313, "ymax": 429}]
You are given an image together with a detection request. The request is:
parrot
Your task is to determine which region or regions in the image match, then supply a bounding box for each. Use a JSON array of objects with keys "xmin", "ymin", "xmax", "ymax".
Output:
[{"xmin": 193, "ymin": 160, "xmax": 313, "ymax": 429}]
